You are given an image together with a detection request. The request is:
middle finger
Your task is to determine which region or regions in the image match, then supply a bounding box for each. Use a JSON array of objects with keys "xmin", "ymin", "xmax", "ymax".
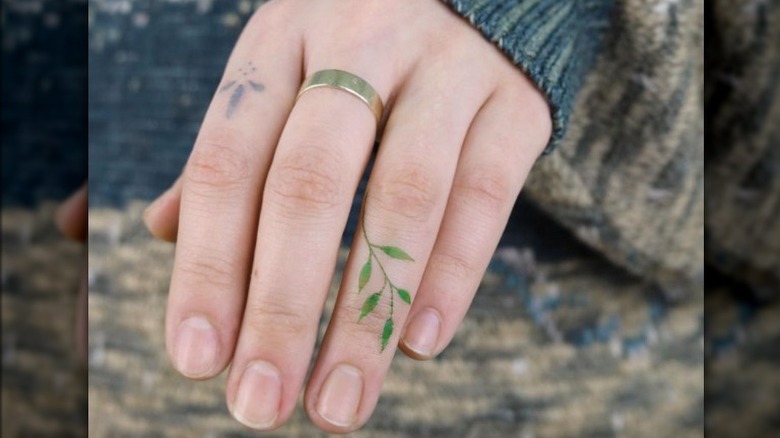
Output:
[
  {"xmin": 225, "ymin": 65, "xmax": 393, "ymax": 430},
  {"xmin": 305, "ymin": 58, "xmax": 495, "ymax": 432}
]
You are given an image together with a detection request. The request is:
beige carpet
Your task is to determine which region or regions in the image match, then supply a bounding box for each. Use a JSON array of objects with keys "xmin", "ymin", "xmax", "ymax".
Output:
[{"xmin": 83, "ymin": 203, "xmax": 702, "ymax": 437}]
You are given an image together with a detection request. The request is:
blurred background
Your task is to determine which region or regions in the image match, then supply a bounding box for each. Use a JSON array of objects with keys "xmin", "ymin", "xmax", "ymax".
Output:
[{"xmin": 1, "ymin": 0, "xmax": 87, "ymax": 436}]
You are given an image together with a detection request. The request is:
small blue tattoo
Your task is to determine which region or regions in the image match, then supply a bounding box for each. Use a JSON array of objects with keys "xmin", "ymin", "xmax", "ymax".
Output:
[{"xmin": 219, "ymin": 61, "xmax": 265, "ymax": 118}]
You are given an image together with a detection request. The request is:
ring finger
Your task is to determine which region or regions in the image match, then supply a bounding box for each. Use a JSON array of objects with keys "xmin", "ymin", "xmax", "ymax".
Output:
[{"xmin": 303, "ymin": 58, "xmax": 494, "ymax": 433}]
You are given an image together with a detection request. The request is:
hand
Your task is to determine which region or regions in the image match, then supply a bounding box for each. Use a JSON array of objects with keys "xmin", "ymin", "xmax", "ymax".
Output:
[{"xmin": 143, "ymin": 0, "xmax": 551, "ymax": 432}]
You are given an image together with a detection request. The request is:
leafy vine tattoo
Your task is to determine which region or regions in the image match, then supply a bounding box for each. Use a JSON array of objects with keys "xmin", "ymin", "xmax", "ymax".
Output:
[
  {"xmin": 219, "ymin": 61, "xmax": 265, "ymax": 119},
  {"xmin": 357, "ymin": 206, "xmax": 415, "ymax": 352}
]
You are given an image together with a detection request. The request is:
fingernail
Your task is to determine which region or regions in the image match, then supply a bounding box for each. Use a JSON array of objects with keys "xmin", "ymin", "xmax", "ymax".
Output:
[
  {"xmin": 232, "ymin": 361, "xmax": 282, "ymax": 429},
  {"xmin": 316, "ymin": 364, "xmax": 363, "ymax": 427},
  {"xmin": 402, "ymin": 308, "xmax": 440, "ymax": 357},
  {"xmin": 174, "ymin": 316, "xmax": 219, "ymax": 378}
]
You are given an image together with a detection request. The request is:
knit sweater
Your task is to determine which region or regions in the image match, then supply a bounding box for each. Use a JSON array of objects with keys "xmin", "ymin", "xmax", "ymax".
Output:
[
  {"xmin": 443, "ymin": 0, "xmax": 615, "ymax": 154},
  {"xmin": 444, "ymin": 0, "xmax": 712, "ymax": 297},
  {"xmin": 705, "ymin": 1, "xmax": 780, "ymax": 296},
  {"xmin": 451, "ymin": 0, "xmax": 780, "ymax": 297}
]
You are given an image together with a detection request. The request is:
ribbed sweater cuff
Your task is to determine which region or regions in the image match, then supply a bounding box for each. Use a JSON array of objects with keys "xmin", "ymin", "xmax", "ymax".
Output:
[{"xmin": 443, "ymin": 0, "xmax": 614, "ymax": 154}]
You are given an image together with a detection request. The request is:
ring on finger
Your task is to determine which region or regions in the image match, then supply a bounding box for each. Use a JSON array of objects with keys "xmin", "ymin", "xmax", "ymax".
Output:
[{"xmin": 297, "ymin": 69, "xmax": 384, "ymax": 126}]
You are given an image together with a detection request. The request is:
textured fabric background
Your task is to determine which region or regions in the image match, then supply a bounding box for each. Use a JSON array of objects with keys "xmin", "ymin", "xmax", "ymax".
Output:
[
  {"xmin": 704, "ymin": 0, "xmax": 780, "ymax": 296},
  {"xmin": 443, "ymin": 0, "xmax": 615, "ymax": 153},
  {"xmin": 1, "ymin": 205, "xmax": 87, "ymax": 437},
  {"xmin": 87, "ymin": 203, "xmax": 704, "ymax": 437},
  {"xmin": 1, "ymin": 0, "xmax": 86, "ymax": 207},
  {"xmin": 522, "ymin": 0, "xmax": 705, "ymax": 297}
]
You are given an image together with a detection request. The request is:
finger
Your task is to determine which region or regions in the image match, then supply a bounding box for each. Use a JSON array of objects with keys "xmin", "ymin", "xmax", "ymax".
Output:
[
  {"xmin": 143, "ymin": 176, "xmax": 182, "ymax": 242},
  {"xmin": 224, "ymin": 64, "xmax": 395, "ymax": 430},
  {"xmin": 399, "ymin": 82, "xmax": 551, "ymax": 360},
  {"xmin": 56, "ymin": 182, "xmax": 88, "ymax": 242},
  {"xmin": 165, "ymin": 14, "xmax": 303, "ymax": 380},
  {"xmin": 303, "ymin": 61, "xmax": 494, "ymax": 433}
]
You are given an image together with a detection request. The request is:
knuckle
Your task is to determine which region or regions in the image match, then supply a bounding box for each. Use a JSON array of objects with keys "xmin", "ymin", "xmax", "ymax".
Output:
[
  {"xmin": 424, "ymin": 21, "xmax": 469, "ymax": 58},
  {"xmin": 266, "ymin": 146, "xmax": 343, "ymax": 215},
  {"xmin": 342, "ymin": 299, "xmax": 393, "ymax": 339},
  {"xmin": 244, "ymin": 296, "xmax": 311, "ymax": 336},
  {"xmin": 501, "ymin": 88, "xmax": 553, "ymax": 153},
  {"xmin": 246, "ymin": 0, "xmax": 301, "ymax": 45},
  {"xmin": 428, "ymin": 249, "xmax": 478, "ymax": 282},
  {"xmin": 370, "ymin": 163, "xmax": 441, "ymax": 222},
  {"xmin": 186, "ymin": 129, "xmax": 252, "ymax": 191},
  {"xmin": 249, "ymin": 0, "xmax": 288, "ymax": 29},
  {"xmin": 454, "ymin": 167, "xmax": 515, "ymax": 214},
  {"xmin": 176, "ymin": 253, "xmax": 236, "ymax": 291}
]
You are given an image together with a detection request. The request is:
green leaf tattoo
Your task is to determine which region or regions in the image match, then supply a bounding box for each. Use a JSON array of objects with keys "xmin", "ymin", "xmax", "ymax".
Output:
[
  {"xmin": 359, "ymin": 293, "xmax": 381, "ymax": 320},
  {"xmin": 357, "ymin": 200, "xmax": 415, "ymax": 352},
  {"xmin": 378, "ymin": 246, "xmax": 415, "ymax": 261},
  {"xmin": 220, "ymin": 61, "xmax": 265, "ymax": 119},
  {"xmin": 397, "ymin": 288, "xmax": 412, "ymax": 304},
  {"xmin": 382, "ymin": 318, "xmax": 394, "ymax": 352},
  {"xmin": 358, "ymin": 258, "xmax": 372, "ymax": 292}
]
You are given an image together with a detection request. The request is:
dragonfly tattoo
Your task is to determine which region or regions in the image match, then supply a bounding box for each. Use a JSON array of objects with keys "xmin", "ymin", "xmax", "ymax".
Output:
[{"xmin": 219, "ymin": 61, "xmax": 265, "ymax": 118}]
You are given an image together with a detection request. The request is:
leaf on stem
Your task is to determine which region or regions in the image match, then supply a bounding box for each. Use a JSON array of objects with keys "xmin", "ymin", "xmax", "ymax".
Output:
[
  {"xmin": 396, "ymin": 288, "xmax": 412, "ymax": 304},
  {"xmin": 358, "ymin": 257, "xmax": 372, "ymax": 292},
  {"xmin": 378, "ymin": 246, "xmax": 414, "ymax": 261},
  {"xmin": 359, "ymin": 293, "xmax": 381, "ymax": 320},
  {"xmin": 219, "ymin": 80, "xmax": 236, "ymax": 92},
  {"xmin": 226, "ymin": 84, "xmax": 245, "ymax": 118},
  {"xmin": 381, "ymin": 318, "xmax": 394, "ymax": 351}
]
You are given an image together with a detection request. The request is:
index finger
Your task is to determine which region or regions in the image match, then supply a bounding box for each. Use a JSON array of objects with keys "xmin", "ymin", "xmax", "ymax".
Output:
[{"xmin": 165, "ymin": 11, "xmax": 303, "ymax": 380}]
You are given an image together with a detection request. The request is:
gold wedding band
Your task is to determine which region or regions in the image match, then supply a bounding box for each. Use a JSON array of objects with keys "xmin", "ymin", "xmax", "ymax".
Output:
[{"xmin": 297, "ymin": 69, "xmax": 384, "ymax": 125}]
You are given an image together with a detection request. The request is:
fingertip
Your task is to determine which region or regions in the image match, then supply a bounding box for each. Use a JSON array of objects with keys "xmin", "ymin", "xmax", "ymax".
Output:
[
  {"xmin": 141, "ymin": 203, "xmax": 155, "ymax": 229},
  {"xmin": 398, "ymin": 339, "xmax": 440, "ymax": 361},
  {"xmin": 56, "ymin": 183, "xmax": 88, "ymax": 241},
  {"xmin": 142, "ymin": 197, "xmax": 161, "ymax": 231},
  {"xmin": 170, "ymin": 316, "xmax": 222, "ymax": 379},
  {"xmin": 54, "ymin": 202, "xmax": 72, "ymax": 237},
  {"xmin": 143, "ymin": 194, "xmax": 179, "ymax": 242},
  {"xmin": 399, "ymin": 307, "xmax": 442, "ymax": 360}
]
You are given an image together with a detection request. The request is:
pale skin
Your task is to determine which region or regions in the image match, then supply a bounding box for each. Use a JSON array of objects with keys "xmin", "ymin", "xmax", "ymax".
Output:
[{"xmin": 143, "ymin": 0, "xmax": 551, "ymax": 433}]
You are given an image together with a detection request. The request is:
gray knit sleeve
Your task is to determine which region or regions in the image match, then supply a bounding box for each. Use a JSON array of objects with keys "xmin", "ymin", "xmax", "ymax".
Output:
[{"xmin": 442, "ymin": 0, "xmax": 614, "ymax": 154}]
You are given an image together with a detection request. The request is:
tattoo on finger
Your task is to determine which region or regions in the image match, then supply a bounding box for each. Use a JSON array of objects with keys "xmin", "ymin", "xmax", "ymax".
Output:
[
  {"xmin": 357, "ymin": 199, "xmax": 415, "ymax": 352},
  {"xmin": 219, "ymin": 61, "xmax": 265, "ymax": 118}
]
